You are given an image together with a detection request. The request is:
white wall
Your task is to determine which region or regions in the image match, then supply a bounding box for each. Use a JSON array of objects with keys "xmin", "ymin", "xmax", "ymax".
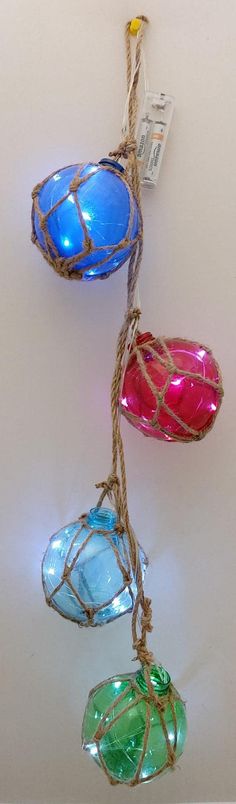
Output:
[{"xmin": 0, "ymin": 1, "xmax": 235, "ymax": 802}]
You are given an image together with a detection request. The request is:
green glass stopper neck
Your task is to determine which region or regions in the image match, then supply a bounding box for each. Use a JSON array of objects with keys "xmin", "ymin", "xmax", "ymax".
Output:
[
  {"xmin": 136, "ymin": 664, "xmax": 171, "ymax": 696},
  {"xmin": 87, "ymin": 507, "xmax": 117, "ymax": 531}
]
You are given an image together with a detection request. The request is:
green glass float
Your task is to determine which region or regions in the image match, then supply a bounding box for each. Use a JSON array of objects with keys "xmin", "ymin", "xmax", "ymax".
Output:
[{"xmin": 82, "ymin": 664, "xmax": 187, "ymax": 786}]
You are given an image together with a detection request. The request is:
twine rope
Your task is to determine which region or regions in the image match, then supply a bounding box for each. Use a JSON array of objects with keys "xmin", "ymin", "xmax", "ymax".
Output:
[
  {"xmin": 122, "ymin": 334, "xmax": 224, "ymax": 442},
  {"xmin": 96, "ymin": 17, "xmax": 157, "ymax": 673}
]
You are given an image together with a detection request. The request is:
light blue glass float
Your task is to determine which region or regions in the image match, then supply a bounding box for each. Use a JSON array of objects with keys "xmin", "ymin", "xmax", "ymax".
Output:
[
  {"xmin": 32, "ymin": 159, "xmax": 140, "ymax": 280},
  {"xmin": 42, "ymin": 507, "xmax": 147, "ymax": 626}
]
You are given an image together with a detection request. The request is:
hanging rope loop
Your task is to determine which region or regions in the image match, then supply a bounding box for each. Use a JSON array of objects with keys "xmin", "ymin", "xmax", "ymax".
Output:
[{"xmin": 107, "ymin": 14, "xmax": 149, "ymax": 202}]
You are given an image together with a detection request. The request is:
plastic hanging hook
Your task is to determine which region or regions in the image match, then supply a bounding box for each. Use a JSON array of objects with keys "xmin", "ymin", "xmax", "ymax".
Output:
[{"xmin": 129, "ymin": 18, "xmax": 142, "ymax": 36}]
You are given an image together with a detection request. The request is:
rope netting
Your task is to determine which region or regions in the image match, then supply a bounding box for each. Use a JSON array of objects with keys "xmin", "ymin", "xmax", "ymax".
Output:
[
  {"xmin": 31, "ymin": 17, "xmax": 148, "ymax": 281},
  {"xmin": 84, "ymin": 672, "xmax": 181, "ymax": 786},
  {"xmin": 43, "ymin": 510, "xmax": 140, "ymax": 627},
  {"xmin": 121, "ymin": 333, "xmax": 224, "ymax": 442},
  {"xmin": 31, "ymin": 162, "xmax": 141, "ymax": 280}
]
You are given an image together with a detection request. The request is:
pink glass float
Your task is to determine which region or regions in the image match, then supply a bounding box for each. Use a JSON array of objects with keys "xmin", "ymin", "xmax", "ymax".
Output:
[{"xmin": 120, "ymin": 332, "xmax": 223, "ymax": 442}]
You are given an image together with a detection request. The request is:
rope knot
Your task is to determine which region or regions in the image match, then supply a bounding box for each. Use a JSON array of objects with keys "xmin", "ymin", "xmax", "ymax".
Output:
[
  {"xmin": 141, "ymin": 597, "xmax": 153, "ymax": 633},
  {"xmin": 40, "ymin": 216, "xmax": 47, "ymax": 233},
  {"xmin": 122, "ymin": 570, "xmax": 132, "ymax": 585},
  {"xmin": 127, "ymin": 307, "xmax": 141, "ymax": 326},
  {"xmin": 69, "ymin": 177, "xmax": 81, "ymax": 193},
  {"xmin": 83, "ymin": 234, "xmax": 93, "ymax": 254},
  {"xmin": 109, "ymin": 138, "xmax": 137, "ymax": 161},
  {"xmin": 31, "ymin": 182, "xmax": 42, "ymax": 199},
  {"xmin": 54, "ymin": 257, "xmax": 71, "ymax": 279},
  {"xmin": 115, "ymin": 522, "xmax": 125, "ymax": 536},
  {"xmin": 133, "ymin": 639, "xmax": 154, "ymax": 666},
  {"xmin": 95, "ymin": 473, "xmax": 120, "ymax": 495}
]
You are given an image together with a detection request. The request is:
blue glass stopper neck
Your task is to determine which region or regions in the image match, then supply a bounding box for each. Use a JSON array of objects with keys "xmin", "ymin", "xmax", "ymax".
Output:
[
  {"xmin": 87, "ymin": 507, "xmax": 118, "ymax": 530},
  {"xmin": 99, "ymin": 158, "xmax": 125, "ymax": 173}
]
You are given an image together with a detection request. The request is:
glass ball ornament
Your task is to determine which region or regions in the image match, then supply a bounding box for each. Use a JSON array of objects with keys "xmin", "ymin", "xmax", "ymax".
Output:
[
  {"xmin": 120, "ymin": 331, "xmax": 223, "ymax": 442},
  {"xmin": 82, "ymin": 664, "xmax": 187, "ymax": 786},
  {"xmin": 42, "ymin": 507, "xmax": 147, "ymax": 626},
  {"xmin": 31, "ymin": 159, "xmax": 140, "ymax": 281}
]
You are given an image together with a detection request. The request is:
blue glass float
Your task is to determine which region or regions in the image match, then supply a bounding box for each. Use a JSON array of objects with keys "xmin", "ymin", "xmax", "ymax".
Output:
[
  {"xmin": 32, "ymin": 160, "xmax": 140, "ymax": 281},
  {"xmin": 42, "ymin": 507, "xmax": 147, "ymax": 626}
]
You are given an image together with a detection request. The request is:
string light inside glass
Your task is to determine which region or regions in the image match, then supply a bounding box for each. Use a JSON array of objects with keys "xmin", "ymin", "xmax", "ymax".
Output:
[{"xmin": 42, "ymin": 507, "xmax": 147, "ymax": 626}]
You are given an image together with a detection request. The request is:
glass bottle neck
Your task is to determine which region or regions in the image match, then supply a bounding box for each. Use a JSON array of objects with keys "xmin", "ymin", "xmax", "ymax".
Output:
[
  {"xmin": 99, "ymin": 158, "xmax": 125, "ymax": 173},
  {"xmin": 136, "ymin": 332, "xmax": 155, "ymax": 347},
  {"xmin": 87, "ymin": 507, "xmax": 118, "ymax": 531},
  {"xmin": 136, "ymin": 665, "xmax": 171, "ymax": 696}
]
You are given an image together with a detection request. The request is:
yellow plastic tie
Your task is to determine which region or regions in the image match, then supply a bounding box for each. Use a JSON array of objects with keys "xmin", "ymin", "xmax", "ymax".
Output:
[{"xmin": 130, "ymin": 18, "xmax": 142, "ymax": 36}]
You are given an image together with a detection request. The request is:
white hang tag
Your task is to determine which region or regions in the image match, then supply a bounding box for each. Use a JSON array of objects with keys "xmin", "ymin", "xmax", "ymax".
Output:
[{"xmin": 136, "ymin": 92, "xmax": 175, "ymax": 187}]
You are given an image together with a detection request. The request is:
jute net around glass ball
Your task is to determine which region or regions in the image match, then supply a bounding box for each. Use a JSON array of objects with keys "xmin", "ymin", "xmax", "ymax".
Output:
[
  {"xmin": 31, "ymin": 160, "xmax": 141, "ymax": 281},
  {"xmin": 82, "ymin": 668, "xmax": 183, "ymax": 786},
  {"xmin": 121, "ymin": 333, "xmax": 224, "ymax": 442},
  {"xmin": 42, "ymin": 500, "xmax": 147, "ymax": 627}
]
